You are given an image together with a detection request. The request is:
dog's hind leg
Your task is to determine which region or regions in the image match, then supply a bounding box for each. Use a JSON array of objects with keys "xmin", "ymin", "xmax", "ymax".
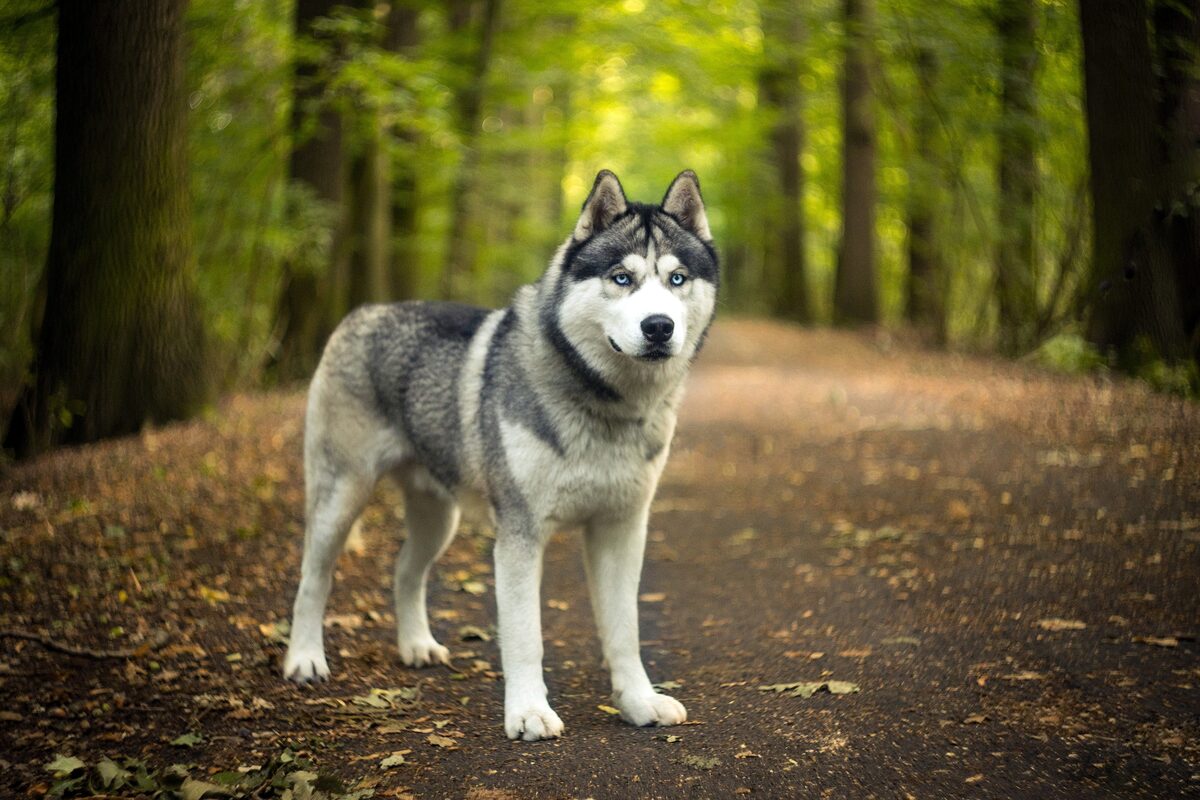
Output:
[
  {"xmin": 392, "ymin": 471, "xmax": 459, "ymax": 667},
  {"xmin": 284, "ymin": 468, "xmax": 373, "ymax": 684}
]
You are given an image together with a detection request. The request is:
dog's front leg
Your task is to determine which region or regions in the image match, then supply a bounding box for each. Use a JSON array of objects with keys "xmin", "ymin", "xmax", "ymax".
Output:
[
  {"xmin": 493, "ymin": 529, "xmax": 563, "ymax": 741},
  {"xmin": 584, "ymin": 507, "xmax": 687, "ymax": 728}
]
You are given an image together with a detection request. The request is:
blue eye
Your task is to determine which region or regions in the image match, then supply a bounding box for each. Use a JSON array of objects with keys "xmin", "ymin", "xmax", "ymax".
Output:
[
  {"xmin": 612, "ymin": 272, "xmax": 631, "ymax": 286},
  {"xmin": 670, "ymin": 272, "xmax": 687, "ymax": 286}
]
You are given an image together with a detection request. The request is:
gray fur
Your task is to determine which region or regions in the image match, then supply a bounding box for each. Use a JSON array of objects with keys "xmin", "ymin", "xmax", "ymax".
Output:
[{"xmin": 283, "ymin": 170, "xmax": 718, "ymax": 741}]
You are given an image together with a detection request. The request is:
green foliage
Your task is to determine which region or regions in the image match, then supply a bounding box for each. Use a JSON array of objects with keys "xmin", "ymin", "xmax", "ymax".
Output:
[
  {"xmin": 0, "ymin": 0, "xmax": 1180, "ymax": 412},
  {"xmin": 0, "ymin": 1, "xmax": 54, "ymax": 410},
  {"xmin": 1029, "ymin": 331, "xmax": 1105, "ymax": 375},
  {"xmin": 1130, "ymin": 337, "xmax": 1200, "ymax": 398}
]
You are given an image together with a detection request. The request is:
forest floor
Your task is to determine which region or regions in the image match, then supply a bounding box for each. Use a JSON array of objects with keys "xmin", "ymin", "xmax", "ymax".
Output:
[{"xmin": 1, "ymin": 319, "xmax": 1198, "ymax": 800}]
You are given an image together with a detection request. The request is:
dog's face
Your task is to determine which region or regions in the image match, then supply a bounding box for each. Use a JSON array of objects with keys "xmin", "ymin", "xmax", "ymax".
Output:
[{"xmin": 557, "ymin": 170, "xmax": 719, "ymax": 367}]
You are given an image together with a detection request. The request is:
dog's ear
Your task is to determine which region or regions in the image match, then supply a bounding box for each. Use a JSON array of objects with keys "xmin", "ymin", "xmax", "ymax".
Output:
[
  {"xmin": 661, "ymin": 170, "xmax": 711, "ymax": 241},
  {"xmin": 574, "ymin": 170, "xmax": 628, "ymax": 241}
]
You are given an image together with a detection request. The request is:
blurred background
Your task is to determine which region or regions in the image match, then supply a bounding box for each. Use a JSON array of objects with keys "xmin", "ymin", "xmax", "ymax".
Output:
[{"xmin": 0, "ymin": 0, "xmax": 1197, "ymax": 458}]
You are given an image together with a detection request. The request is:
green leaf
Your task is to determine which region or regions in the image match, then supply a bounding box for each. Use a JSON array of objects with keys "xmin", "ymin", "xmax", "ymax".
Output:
[
  {"xmin": 380, "ymin": 753, "xmax": 407, "ymax": 769},
  {"xmin": 44, "ymin": 755, "xmax": 85, "ymax": 778},
  {"xmin": 180, "ymin": 777, "xmax": 229, "ymax": 800},
  {"xmin": 48, "ymin": 776, "xmax": 84, "ymax": 797},
  {"xmin": 171, "ymin": 731, "xmax": 204, "ymax": 747},
  {"xmin": 95, "ymin": 757, "xmax": 130, "ymax": 788},
  {"xmin": 681, "ymin": 753, "xmax": 720, "ymax": 770}
]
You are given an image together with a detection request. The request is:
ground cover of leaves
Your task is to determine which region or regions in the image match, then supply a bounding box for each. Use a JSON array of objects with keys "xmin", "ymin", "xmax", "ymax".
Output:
[{"xmin": 1, "ymin": 320, "xmax": 1198, "ymax": 799}]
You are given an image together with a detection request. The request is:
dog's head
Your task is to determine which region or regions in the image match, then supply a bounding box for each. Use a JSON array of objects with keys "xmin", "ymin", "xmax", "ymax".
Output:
[{"xmin": 555, "ymin": 170, "xmax": 719, "ymax": 369}]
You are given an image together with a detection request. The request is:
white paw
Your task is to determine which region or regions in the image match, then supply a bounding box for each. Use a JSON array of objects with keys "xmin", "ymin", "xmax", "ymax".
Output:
[
  {"xmin": 283, "ymin": 646, "xmax": 330, "ymax": 684},
  {"xmin": 616, "ymin": 690, "xmax": 687, "ymax": 727},
  {"xmin": 504, "ymin": 702, "xmax": 564, "ymax": 741},
  {"xmin": 398, "ymin": 635, "xmax": 450, "ymax": 668}
]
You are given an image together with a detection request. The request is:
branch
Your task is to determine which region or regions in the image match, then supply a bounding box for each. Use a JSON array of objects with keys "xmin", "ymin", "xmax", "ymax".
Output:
[{"xmin": 0, "ymin": 628, "xmax": 169, "ymax": 660}]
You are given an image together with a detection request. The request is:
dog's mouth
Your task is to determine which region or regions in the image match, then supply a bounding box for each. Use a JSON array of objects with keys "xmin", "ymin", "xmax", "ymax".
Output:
[{"xmin": 610, "ymin": 336, "xmax": 672, "ymax": 362}]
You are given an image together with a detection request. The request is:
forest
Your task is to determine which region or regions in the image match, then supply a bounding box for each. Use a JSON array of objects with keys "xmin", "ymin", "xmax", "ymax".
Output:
[{"xmin": 0, "ymin": 0, "xmax": 1197, "ymax": 455}]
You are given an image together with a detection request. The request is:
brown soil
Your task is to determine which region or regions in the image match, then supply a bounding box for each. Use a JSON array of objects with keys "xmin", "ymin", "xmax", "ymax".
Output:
[{"xmin": 1, "ymin": 319, "xmax": 1198, "ymax": 799}]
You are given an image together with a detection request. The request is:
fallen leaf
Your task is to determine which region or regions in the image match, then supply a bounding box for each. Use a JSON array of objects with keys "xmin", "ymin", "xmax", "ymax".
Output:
[
  {"xmin": 380, "ymin": 753, "xmax": 408, "ymax": 769},
  {"xmin": 351, "ymin": 687, "xmax": 419, "ymax": 709},
  {"xmin": 325, "ymin": 613, "xmax": 364, "ymax": 630},
  {"xmin": 171, "ymin": 732, "xmax": 203, "ymax": 747},
  {"xmin": 947, "ymin": 499, "xmax": 971, "ymax": 521},
  {"xmin": 963, "ymin": 714, "xmax": 988, "ymax": 725},
  {"xmin": 681, "ymin": 754, "xmax": 720, "ymax": 770},
  {"xmin": 458, "ymin": 625, "xmax": 491, "ymax": 642},
  {"xmin": 597, "ymin": 704, "xmax": 621, "ymax": 715},
  {"xmin": 427, "ymin": 734, "xmax": 458, "ymax": 749},
  {"xmin": 1132, "ymin": 635, "xmax": 1179, "ymax": 648},
  {"xmin": 95, "ymin": 758, "xmax": 130, "ymax": 789},
  {"xmin": 1001, "ymin": 671, "xmax": 1045, "ymax": 681},
  {"xmin": 965, "ymin": 774, "xmax": 984, "ymax": 784},
  {"xmin": 639, "ymin": 592, "xmax": 666, "ymax": 603},
  {"xmin": 44, "ymin": 755, "xmax": 85, "ymax": 778},
  {"xmin": 180, "ymin": 778, "xmax": 227, "ymax": 800},
  {"xmin": 882, "ymin": 636, "xmax": 921, "ymax": 646},
  {"xmin": 198, "ymin": 586, "xmax": 230, "ymax": 604},
  {"xmin": 1038, "ymin": 618, "xmax": 1086, "ymax": 631},
  {"xmin": 838, "ymin": 648, "xmax": 872, "ymax": 658},
  {"xmin": 757, "ymin": 680, "xmax": 860, "ymax": 698},
  {"xmin": 653, "ymin": 680, "xmax": 683, "ymax": 691},
  {"xmin": 12, "ymin": 491, "xmax": 40, "ymax": 511}
]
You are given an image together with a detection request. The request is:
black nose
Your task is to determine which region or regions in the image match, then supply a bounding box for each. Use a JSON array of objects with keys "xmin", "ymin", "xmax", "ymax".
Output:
[{"xmin": 640, "ymin": 314, "xmax": 674, "ymax": 344}]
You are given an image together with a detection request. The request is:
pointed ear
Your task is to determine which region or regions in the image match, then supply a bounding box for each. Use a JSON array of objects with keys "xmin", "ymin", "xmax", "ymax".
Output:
[
  {"xmin": 573, "ymin": 170, "xmax": 628, "ymax": 241},
  {"xmin": 661, "ymin": 170, "xmax": 711, "ymax": 241}
]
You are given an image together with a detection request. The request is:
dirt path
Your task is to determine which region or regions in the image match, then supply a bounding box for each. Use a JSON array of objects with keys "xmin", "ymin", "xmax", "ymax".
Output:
[{"xmin": 2, "ymin": 320, "xmax": 1198, "ymax": 799}]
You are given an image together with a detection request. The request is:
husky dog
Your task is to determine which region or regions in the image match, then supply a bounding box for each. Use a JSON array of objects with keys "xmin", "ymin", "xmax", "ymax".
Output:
[{"xmin": 282, "ymin": 170, "xmax": 718, "ymax": 741}]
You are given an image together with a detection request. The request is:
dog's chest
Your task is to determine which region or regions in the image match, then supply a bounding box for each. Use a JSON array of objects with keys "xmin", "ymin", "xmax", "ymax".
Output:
[{"xmin": 497, "ymin": 411, "xmax": 672, "ymax": 525}]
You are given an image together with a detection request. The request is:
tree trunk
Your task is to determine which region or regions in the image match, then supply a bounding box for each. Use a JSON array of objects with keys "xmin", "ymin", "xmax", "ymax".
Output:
[
  {"xmin": 834, "ymin": 0, "xmax": 879, "ymax": 325},
  {"xmin": 387, "ymin": 0, "xmax": 421, "ymax": 302},
  {"xmin": 905, "ymin": 46, "xmax": 945, "ymax": 343},
  {"xmin": 759, "ymin": 0, "xmax": 810, "ymax": 323},
  {"xmin": 347, "ymin": 124, "xmax": 391, "ymax": 308},
  {"xmin": 273, "ymin": 0, "xmax": 348, "ymax": 380},
  {"xmin": 4, "ymin": 0, "xmax": 207, "ymax": 458},
  {"xmin": 994, "ymin": 0, "xmax": 1039, "ymax": 355},
  {"xmin": 1080, "ymin": 0, "xmax": 1191, "ymax": 366},
  {"xmin": 1152, "ymin": 0, "xmax": 1200, "ymax": 361},
  {"xmin": 440, "ymin": 0, "xmax": 500, "ymax": 301}
]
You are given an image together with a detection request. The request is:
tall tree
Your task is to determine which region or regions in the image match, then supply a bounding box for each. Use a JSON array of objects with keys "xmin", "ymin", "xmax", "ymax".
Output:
[
  {"xmin": 1080, "ymin": 0, "xmax": 1199, "ymax": 369},
  {"xmin": 273, "ymin": 0, "xmax": 349, "ymax": 380},
  {"xmin": 759, "ymin": 0, "xmax": 810, "ymax": 322},
  {"xmin": 347, "ymin": 121, "xmax": 391, "ymax": 308},
  {"xmin": 905, "ymin": 45, "xmax": 945, "ymax": 342},
  {"xmin": 994, "ymin": 0, "xmax": 1039, "ymax": 354},
  {"xmin": 4, "ymin": 0, "xmax": 207, "ymax": 458},
  {"xmin": 440, "ymin": 0, "xmax": 500, "ymax": 301},
  {"xmin": 346, "ymin": 1, "xmax": 394, "ymax": 311},
  {"xmin": 834, "ymin": 0, "xmax": 879, "ymax": 325},
  {"xmin": 386, "ymin": 0, "xmax": 422, "ymax": 302}
]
